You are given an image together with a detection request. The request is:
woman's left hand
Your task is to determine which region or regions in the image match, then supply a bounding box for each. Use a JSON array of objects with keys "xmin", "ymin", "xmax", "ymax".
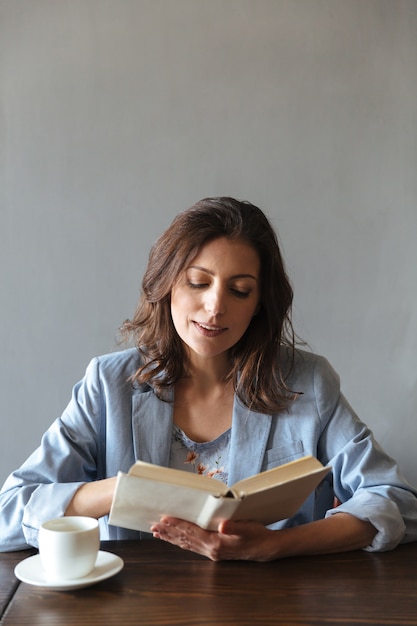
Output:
[
  {"xmin": 150, "ymin": 517, "xmax": 275, "ymax": 561},
  {"xmin": 151, "ymin": 512, "xmax": 377, "ymax": 561}
]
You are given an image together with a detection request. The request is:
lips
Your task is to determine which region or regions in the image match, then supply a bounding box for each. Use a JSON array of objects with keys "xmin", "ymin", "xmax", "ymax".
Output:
[{"xmin": 193, "ymin": 321, "xmax": 226, "ymax": 337}]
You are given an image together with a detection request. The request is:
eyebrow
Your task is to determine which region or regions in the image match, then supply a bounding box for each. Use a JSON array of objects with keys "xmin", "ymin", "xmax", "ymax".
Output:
[{"xmin": 188, "ymin": 265, "xmax": 258, "ymax": 281}]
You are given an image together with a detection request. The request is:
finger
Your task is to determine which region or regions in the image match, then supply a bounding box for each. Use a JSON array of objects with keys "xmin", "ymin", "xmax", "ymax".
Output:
[
  {"xmin": 151, "ymin": 517, "xmax": 204, "ymax": 550},
  {"xmin": 218, "ymin": 519, "xmax": 261, "ymax": 536},
  {"xmin": 218, "ymin": 519, "xmax": 241, "ymax": 535}
]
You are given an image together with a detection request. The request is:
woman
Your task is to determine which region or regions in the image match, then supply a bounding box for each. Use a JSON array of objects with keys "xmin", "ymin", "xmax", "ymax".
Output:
[{"xmin": 1, "ymin": 197, "xmax": 416, "ymax": 559}]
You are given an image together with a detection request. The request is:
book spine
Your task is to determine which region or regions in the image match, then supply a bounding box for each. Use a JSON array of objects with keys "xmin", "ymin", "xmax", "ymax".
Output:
[{"xmin": 196, "ymin": 495, "xmax": 241, "ymax": 530}]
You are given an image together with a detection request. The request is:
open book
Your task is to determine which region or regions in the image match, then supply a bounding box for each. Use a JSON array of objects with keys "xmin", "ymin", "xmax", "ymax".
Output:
[{"xmin": 108, "ymin": 456, "xmax": 330, "ymax": 533}]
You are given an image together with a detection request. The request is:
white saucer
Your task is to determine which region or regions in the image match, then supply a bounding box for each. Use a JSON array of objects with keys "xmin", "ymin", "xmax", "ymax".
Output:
[{"xmin": 14, "ymin": 550, "xmax": 124, "ymax": 591}]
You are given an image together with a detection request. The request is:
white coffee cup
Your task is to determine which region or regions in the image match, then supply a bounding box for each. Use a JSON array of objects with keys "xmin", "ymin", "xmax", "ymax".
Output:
[{"xmin": 38, "ymin": 516, "xmax": 100, "ymax": 580}]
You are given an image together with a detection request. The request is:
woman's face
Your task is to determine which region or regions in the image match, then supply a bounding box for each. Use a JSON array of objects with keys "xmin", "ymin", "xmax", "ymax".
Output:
[{"xmin": 170, "ymin": 237, "xmax": 261, "ymax": 364}]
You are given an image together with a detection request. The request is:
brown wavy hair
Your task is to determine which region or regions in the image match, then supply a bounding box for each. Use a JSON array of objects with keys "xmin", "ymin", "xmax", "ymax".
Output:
[{"xmin": 121, "ymin": 197, "xmax": 298, "ymax": 413}]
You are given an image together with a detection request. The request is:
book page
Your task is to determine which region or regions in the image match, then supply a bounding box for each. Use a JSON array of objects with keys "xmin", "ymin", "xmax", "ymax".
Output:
[
  {"xmin": 109, "ymin": 472, "xmax": 222, "ymax": 533},
  {"xmin": 128, "ymin": 460, "xmax": 229, "ymax": 495},
  {"xmin": 230, "ymin": 466, "xmax": 330, "ymax": 525},
  {"xmin": 231, "ymin": 456, "xmax": 328, "ymax": 496}
]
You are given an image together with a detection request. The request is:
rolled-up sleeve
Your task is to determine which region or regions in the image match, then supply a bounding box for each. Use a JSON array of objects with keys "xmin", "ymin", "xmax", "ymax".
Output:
[
  {"xmin": 326, "ymin": 491, "xmax": 407, "ymax": 551},
  {"xmin": 0, "ymin": 358, "xmax": 103, "ymax": 551},
  {"xmin": 314, "ymin": 355, "xmax": 417, "ymax": 551}
]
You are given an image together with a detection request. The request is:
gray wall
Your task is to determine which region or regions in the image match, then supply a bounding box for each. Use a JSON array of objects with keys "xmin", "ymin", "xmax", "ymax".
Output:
[{"xmin": 1, "ymin": 0, "xmax": 416, "ymax": 486}]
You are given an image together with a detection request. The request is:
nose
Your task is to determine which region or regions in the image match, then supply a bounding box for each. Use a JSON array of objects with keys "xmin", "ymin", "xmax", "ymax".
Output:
[{"xmin": 204, "ymin": 285, "xmax": 226, "ymax": 316}]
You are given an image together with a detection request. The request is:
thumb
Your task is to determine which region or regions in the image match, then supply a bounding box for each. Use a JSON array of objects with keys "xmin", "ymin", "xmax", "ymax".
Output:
[{"xmin": 218, "ymin": 519, "xmax": 245, "ymax": 535}]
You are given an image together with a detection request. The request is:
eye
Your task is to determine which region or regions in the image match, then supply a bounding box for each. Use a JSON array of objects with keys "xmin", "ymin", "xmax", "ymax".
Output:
[
  {"xmin": 187, "ymin": 281, "xmax": 207, "ymax": 290},
  {"xmin": 231, "ymin": 288, "xmax": 250, "ymax": 298}
]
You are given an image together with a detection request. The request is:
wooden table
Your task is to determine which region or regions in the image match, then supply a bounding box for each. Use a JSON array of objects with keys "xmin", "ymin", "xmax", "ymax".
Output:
[
  {"xmin": 0, "ymin": 548, "xmax": 35, "ymax": 620},
  {"xmin": 2, "ymin": 540, "xmax": 417, "ymax": 625}
]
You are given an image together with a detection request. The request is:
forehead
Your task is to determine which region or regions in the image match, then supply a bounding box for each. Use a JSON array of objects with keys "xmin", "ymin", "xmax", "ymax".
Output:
[{"xmin": 188, "ymin": 237, "xmax": 260, "ymax": 275}]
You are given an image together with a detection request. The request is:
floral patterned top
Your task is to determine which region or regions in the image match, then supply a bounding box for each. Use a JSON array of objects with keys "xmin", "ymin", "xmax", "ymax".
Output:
[{"xmin": 169, "ymin": 424, "xmax": 230, "ymax": 484}]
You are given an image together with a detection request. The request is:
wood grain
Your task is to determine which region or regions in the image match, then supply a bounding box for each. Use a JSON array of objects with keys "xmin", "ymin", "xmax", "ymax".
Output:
[{"xmin": 2, "ymin": 540, "xmax": 417, "ymax": 625}]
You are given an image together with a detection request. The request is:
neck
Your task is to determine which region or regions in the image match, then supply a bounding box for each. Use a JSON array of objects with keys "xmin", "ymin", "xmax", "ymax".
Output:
[{"xmin": 183, "ymin": 352, "xmax": 232, "ymax": 389}]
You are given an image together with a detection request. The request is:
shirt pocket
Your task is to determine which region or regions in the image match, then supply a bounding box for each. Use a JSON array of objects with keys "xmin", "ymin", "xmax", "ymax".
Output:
[{"xmin": 262, "ymin": 440, "xmax": 305, "ymax": 471}]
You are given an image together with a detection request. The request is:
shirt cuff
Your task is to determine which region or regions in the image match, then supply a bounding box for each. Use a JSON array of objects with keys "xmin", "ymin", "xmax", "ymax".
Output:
[
  {"xmin": 22, "ymin": 483, "xmax": 85, "ymax": 548},
  {"xmin": 325, "ymin": 490, "xmax": 406, "ymax": 552}
]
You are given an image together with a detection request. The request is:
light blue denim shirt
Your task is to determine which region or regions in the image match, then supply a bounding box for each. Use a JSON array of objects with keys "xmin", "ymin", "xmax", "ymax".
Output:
[{"xmin": 1, "ymin": 348, "xmax": 416, "ymax": 552}]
